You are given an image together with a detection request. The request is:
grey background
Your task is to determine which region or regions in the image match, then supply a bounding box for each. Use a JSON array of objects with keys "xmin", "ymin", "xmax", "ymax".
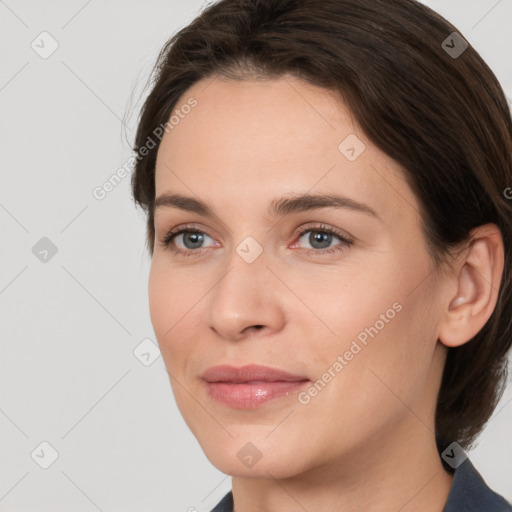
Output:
[{"xmin": 0, "ymin": 0, "xmax": 511, "ymax": 510}]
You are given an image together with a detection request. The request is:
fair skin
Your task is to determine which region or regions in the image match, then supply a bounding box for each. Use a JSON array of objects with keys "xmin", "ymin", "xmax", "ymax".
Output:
[{"xmin": 148, "ymin": 74, "xmax": 504, "ymax": 512}]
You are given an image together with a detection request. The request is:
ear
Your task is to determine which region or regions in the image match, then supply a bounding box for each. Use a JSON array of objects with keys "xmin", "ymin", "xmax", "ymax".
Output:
[{"xmin": 438, "ymin": 223, "xmax": 504, "ymax": 348}]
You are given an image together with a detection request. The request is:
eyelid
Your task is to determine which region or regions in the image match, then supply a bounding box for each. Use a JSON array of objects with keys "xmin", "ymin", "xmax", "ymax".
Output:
[
  {"xmin": 159, "ymin": 221, "xmax": 351, "ymax": 240},
  {"xmin": 292, "ymin": 222, "xmax": 353, "ymax": 244},
  {"xmin": 159, "ymin": 223, "xmax": 217, "ymax": 249},
  {"xmin": 159, "ymin": 222, "xmax": 213, "ymax": 239}
]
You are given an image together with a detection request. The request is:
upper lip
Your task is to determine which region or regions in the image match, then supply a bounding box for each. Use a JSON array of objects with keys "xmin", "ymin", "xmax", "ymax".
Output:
[{"xmin": 201, "ymin": 364, "xmax": 309, "ymax": 383}]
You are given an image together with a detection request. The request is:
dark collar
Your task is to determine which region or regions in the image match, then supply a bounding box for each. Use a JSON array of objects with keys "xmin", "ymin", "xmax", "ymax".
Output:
[
  {"xmin": 210, "ymin": 458, "xmax": 511, "ymax": 512},
  {"xmin": 443, "ymin": 458, "xmax": 511, "ymax": 511},
  {"xmin": 210, "ymin": 489, "xmax": 233, "ymax": 512}
]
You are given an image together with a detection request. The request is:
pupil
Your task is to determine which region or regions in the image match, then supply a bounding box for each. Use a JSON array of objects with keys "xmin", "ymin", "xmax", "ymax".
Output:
[
  {"xmin": 311, "ymin": 232, "xmax": 331, "ymax": 249},
  {"xmin": 185, "ymin": 232, "xmax": 203, "ymax": 249}
]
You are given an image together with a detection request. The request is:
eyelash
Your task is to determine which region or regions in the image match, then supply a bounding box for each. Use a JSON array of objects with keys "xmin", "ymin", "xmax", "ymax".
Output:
[{"xmin": 158, "ymin": 223, "xmax": 353, "ymax": 258}]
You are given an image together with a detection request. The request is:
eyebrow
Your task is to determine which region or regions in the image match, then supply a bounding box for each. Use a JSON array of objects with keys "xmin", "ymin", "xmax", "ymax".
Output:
[{"xmin": 154, "ymin": 192, "xmax": 382, "ymax": 222}]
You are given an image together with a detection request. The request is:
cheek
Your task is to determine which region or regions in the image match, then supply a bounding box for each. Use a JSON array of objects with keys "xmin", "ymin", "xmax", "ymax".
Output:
[
  {"xmin": 297, "ymin": 292, "xmax": 437, "ymax": 457},
  {"xmin": 148, "ymin": 261, "xmax": 197, "ymax": 363},
  {"xmin": 148, "ymin": 262, "xmax": 170, "ymax": 337},
  {"xmin": 302, "ymin": 263, "xmax": 401, "ymax": 347},
  {"xmin": 307, "ymin": 253, "xmax": 438, "ymax": 394}
]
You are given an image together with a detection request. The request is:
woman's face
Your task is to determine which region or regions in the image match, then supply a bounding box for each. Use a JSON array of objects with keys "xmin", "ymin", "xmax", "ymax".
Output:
[{"xmin": 149, "ymin": 74, "xmax": 449, "ymax": 478}]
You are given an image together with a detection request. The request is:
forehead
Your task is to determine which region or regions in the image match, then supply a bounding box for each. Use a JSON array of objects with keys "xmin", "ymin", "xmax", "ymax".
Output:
[{"xmin": 154, "ymin": 75, "xmax": 417, "ymax": 226}]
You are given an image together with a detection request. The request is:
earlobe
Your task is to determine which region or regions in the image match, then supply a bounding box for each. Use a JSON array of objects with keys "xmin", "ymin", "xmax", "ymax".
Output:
[{"xmin": 438, "ymin": 224, "xmax": 504, "ymax": 348}]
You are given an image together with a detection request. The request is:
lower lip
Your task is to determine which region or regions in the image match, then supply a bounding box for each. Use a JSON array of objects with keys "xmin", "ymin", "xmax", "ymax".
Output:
[{"xmin": 205, "ymin": 380, "xmax": 310, "ymax": 408}]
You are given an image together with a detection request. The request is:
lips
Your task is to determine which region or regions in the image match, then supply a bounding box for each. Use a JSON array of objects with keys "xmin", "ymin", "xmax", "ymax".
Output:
[
  {"xmin": 201, "ymin": 364, "xmax": 308, "ymax": 383},
  {"xmin": 201, "ymin": 364, "xmax": 310, "ymax": 408}
]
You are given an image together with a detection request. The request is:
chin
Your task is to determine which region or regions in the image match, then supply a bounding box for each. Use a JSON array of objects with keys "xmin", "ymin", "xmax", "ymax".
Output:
[
  {"xmin": 204, "ymin": 449, "xmax": 300, "ymax": 479},
  {"xmin": 194, "ymin": 429, "xmax": 311, "ymax": 479}
]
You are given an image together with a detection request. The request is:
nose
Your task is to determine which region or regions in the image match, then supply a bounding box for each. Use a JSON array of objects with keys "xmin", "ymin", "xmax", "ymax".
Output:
[{"xmin": 207, "ymin": 247, "xmax": 286, "ymax": 342}]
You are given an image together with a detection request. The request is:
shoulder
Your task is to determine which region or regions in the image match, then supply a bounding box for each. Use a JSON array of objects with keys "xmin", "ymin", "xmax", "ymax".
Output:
[{"xmin": 443, "ymin": 457, "xmax": 512, "ymax": 511}]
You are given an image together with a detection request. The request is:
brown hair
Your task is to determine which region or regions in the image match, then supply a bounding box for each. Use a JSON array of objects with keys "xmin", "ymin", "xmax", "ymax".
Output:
[{"xmin": 130, "ymin": 0, "xmax": 512, "ymax": 464}]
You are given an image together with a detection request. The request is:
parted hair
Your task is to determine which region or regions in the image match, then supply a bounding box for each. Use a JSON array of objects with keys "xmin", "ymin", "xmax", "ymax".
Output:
[{"xmin": 130, "ymin": 0, "xmax": 512, "ymax": 466}]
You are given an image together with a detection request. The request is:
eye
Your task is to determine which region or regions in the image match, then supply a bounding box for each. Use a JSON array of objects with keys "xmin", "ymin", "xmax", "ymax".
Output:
[
  {"xmin": 157, "ymin": 222, "xmax": 353, "ymax": 257},
  {"xmin": 158, "ymin": 224, "xmax": 217, "ymax": 257},
  {"xmin": 292, "ymin": 224, "xmax": 353, "ymax": 256}
]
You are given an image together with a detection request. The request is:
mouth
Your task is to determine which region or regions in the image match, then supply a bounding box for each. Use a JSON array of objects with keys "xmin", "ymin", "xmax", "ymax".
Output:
[{"xmin": 201, "ymin": 364, "xmax": 310, "ymax": 408}]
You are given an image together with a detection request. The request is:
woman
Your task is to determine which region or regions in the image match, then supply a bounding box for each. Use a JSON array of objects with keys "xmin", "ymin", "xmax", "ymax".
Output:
[{"xmin": 130, "ymin": 0, "xmax": 512, "ymax": 510}]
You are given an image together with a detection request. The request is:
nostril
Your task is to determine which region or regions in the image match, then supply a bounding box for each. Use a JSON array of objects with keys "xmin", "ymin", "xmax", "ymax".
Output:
[{"xmin": 246, "ymin": 325, "xmax": 264, "ymax": 333}]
